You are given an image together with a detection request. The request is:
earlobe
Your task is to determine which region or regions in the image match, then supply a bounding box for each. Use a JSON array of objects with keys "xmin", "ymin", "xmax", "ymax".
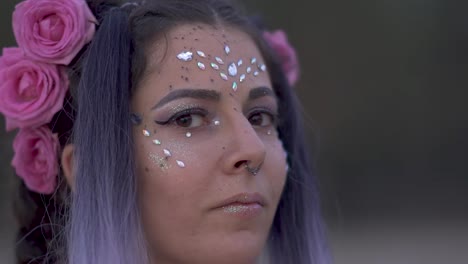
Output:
[{"xmin": 61, "ymin": 144, "xmax": 75, "ymax": 191}]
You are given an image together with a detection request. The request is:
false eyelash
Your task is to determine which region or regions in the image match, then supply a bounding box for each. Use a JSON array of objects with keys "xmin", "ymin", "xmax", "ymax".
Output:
[
  {"xmin": 154, "ymin": 107, "xmax": 208, "ymax": 126},
  {"xmin": 247, "ymin": 107, "xmax": 280, "ymax": 126}
]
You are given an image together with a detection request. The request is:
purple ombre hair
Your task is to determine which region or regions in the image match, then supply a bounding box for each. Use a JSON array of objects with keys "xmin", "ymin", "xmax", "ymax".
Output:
[{"xmin": 64, "ymin": 0, "xmax": 331, "ymax": 263}]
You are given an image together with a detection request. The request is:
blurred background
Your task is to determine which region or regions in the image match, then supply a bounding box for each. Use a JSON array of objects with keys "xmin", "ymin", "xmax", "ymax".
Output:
[{"xmin": 1, "ymin": 0, "xmax": 467, "ymax": 263}]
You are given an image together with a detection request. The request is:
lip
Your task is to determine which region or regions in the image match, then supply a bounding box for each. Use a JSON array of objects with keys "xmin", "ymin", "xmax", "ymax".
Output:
[{"xmin": 213, "ymin": 192, "xmax": 267, "ymax": 209}]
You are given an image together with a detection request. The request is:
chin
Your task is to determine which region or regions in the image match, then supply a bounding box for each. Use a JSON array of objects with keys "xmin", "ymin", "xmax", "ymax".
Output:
[{"xmin": 204, "ymin": 231, "xmax": 267, "ymax": 264}]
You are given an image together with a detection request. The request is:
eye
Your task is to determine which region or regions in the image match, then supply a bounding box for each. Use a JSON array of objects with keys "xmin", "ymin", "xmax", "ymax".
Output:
[
  {"xmin": 248, "ymin": 110, "xmax": 275, "ymax": 127},
  {"xmin": 174, "ymin": 113, "xmax": 204, "ymax": 128},
  {"xmin": 155, "ymin": 108, "xmax": 208, "ymax": 128}
]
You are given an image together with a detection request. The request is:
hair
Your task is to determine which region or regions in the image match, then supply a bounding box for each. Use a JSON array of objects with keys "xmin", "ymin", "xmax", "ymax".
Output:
[{"xmin": 13, "ymin": 0, "xmax": 331, "ymax": 263}]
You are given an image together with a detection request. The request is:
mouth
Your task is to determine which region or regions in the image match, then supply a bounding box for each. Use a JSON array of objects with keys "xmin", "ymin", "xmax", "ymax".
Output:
[{"xmin": 214, "ymin": 192, "xmax": 266, "ymax": 219}]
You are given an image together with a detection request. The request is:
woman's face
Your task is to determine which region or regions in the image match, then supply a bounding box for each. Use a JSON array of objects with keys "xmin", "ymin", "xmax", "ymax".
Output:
[{"xmin": 131, "ymin": 24, "xmax": 287, "ymax": 264}]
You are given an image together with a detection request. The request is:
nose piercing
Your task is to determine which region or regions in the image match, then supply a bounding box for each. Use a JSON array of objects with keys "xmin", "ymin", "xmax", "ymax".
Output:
[{"xmin": 245, "ymin": 161, "xmax": 262, "ymax": 176}]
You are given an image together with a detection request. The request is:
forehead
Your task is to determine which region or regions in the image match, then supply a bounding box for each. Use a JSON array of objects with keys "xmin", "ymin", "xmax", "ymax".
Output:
[{"xmin": 139, "ymin": 23, "xmax": 271, "ymax": 99}]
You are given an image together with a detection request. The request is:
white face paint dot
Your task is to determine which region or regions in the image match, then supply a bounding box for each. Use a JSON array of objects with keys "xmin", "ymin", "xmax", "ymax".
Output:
[
  {"xmin": 197, "ymin": 62, "xmax": 206, "ymax": 70},
  {"xmin": 214, "ymin": 120, "xmax": 220, "ymax": 126},
  {"xmin": 267, "ymin": 130, "xmax": 272, "ymax": 135},
  {"xmin": 186, "ymin": 132, "xmax": 192, "ymax": 138},
  {"xmin": 177, "ymin": 51, "xmax": 193, "ymax": 61},
  {"xmin": 260, "ymin": 64, "xmax": 267, "ymax": 72},
  {"xmin": 237, "ymin": 59, "xmax": 243, "ymax": 66},
  {"xmin": 196, "ymin": 51, "xmax": 206, "ymax": 58},
  {"xmin": 239, "ymin": 74, "xmax": 246, "ymax": 83},
  {"xmin": 253, "ymin": 71, "xmax": 259, "ymax": 76},
  {"xmin": 250, "ymin": 57, "xmax": 257, "ymax": 64},
  {"xmin": 215, "ymin": 57, "xmax": 224, "ymax": 64},
  {"xmin": 163, "ymin": 149, "xmax": 172, "ymax": 157},
  {"xmin": 153, "ymin": 139, "xmax": 162, "ymax": 145},
  {"xmin": 176, "ymin": 160, "xmax": 186, "ymax": 168},
  {"xmin": 143, "ymin": 130, "xmax": 151, "ymax": 137},
  {"xmin": 232, "ymin": 82, "xmax": 238, "ymax": 91},
  {"xmin": 211, "ymin": 63, "xmax": 219, "ymax": 70},
  {"xmin": 224, "ymin": 45, "xmax": 231, "ymax": 55},
  {"xmin": 246, "ymin": 67, "xmax": 252, "ymax": 73},
  {"xmin": 220, "ymin": 72, "xmax": 228, "ymax": 81}
]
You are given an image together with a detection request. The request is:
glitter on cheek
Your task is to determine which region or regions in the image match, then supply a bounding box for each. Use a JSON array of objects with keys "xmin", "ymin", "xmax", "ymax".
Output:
[{"xmin": 149, "ymin": 153, "xmax": 170, "ymax": 171}]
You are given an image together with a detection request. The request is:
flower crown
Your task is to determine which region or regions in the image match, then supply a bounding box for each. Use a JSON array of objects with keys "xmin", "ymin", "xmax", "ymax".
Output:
[{"xmin": 0, "ymin": 0, "xmax": 300, "ymax": 194}]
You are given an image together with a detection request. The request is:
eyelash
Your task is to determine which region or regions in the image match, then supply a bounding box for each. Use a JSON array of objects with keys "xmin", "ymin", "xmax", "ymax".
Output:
[
  {"xmin": 155, "ymin": 107, "xmax": 208, "ymax": 127},
  {"xmin": 154, "ymin": 107, "xmax": 279, "ymax": 129}
]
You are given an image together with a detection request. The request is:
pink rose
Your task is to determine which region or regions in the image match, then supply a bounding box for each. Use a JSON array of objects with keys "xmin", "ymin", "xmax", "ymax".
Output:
[
  {"xmin": 12, "ymin": 0, "xmax": 96, "ymax": 65},
  {"xmin": 0, "ymin": 47, "xmax": 69, "ymax": 131},
  {"xmin": 12, "ymin": 126, "xmax": 59, "ymax": 194},
  {"xmin": 263, "ymin": 30, "xmax": 300, "ymax": 86}
]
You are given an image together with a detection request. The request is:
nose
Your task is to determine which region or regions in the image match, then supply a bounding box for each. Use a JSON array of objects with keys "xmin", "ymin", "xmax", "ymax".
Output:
[{"xmin": 221, "ymin": 113, "xmax": 266, "ymax": 176}]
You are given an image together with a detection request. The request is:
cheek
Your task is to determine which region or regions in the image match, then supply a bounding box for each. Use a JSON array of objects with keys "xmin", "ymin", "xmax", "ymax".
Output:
[{"xmin": 264, "ymin": 138, "xmax": 288, "ymax": 198}]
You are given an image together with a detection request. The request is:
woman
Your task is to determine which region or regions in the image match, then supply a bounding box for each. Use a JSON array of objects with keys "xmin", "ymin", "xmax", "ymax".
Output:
[{"xmin": 1, "ymin": 0, "xmax": 330, "ymax": 263}]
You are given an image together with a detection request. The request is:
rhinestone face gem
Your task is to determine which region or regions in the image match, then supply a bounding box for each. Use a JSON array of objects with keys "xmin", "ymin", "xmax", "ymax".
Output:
[
  {"xmin": 197, "ymin": 62, "xmax": 206, "ymax": 70},
  {"xmin": 232, "ymin": 82, "xmax": 238, "ymax": 91},
  {"xmin": 176, "ymin": 51, "xmax": 193, "ymax": 61},
  {"xmin": 176, "ymin": 160, "xmax": 186, "ymax": 168},
  {"xmin": 186, "ymin": 132, "xmax": 192, "ymax": 138},
  {"xmin": 215, "ymin": 57, "xmax": 224, "ymax": 64},
  {"xmin": 196, "ymin": 51, "xmax": 206, "ymax": 58},
  {"xmin": 143, "ymin": 130, "xmax": 150, "ymax": 137},
  {"xmin": 163, "ymin": 149, "xmax": 172, "ymax": 157},
  {"xmin": 259, "ymin": 64, "xmax": 267, "ymax": 72},
  {"xmin": 250, "ymin": 57, "xmax": 257, "ymax": 64},
  {"xmin": 224, "ymin": 45, "xmax": 231, "ymax": 55},
  {"xmin": 228, "ymin": 63, "xmax": 237, "ymax": 76},
  {"xmin": 253, "ymin": 71, "xmax": 259, "ymax": 76},
  {"xmin": 239, "ymin": 74, "xmax": 246, "ymax": 83},
  {"xmin": 220, "ymin": 72, "xmax": 228, "ymax": 81},
  {"xmin": 153, "ymin": 139, "xmax": 161, "ymax": 145},
  {"xmin": 237, "ymin": 59, "xmax": 243, "ymax": 66},
  {"xmin": 246, "ymin": 67, "xmax": 252, "ymax": 73},
  {"xmin": 210, "ymin": 63, "xmax": 219, "ymax": 70}
]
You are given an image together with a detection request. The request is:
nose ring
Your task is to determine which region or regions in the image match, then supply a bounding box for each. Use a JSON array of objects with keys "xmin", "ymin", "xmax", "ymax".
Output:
[{"xmin": 245, "ymin": 161, "xmax": 263, "ymax": 176}]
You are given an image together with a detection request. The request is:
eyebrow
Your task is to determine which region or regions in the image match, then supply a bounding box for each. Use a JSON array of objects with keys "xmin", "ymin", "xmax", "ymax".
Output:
[
  {"xmin": 152, "ymin": 89, "xmax": 221, "ymax": 109},
  {"xmin": 151, "ymin": 86, "xmax": 275, "ymax": 110},
  {"xmin": 248, "ymin": 86, "xmax": 275, "ymax": 101}
]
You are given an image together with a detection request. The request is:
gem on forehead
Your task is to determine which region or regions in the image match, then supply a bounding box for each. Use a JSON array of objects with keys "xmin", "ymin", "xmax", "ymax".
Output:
[
  {"xmin": 237, "ymin": 59, "xmax": 243, "ymax": 67},
  {"xmin": 176, "ymin": 160, "xmax": 186, "ymax": 168},
  {"xmin": 232, "ymin": 82, "xmax": 238, "ymax": 91},
  {"xmin": 220, "ymin": 72, "xmax": 228, "ymax": 81},
  {"xmin": 224, "ymin": 45, "xmax": 231, "ymax": 55},
  {"xmin": 153, "ymin": 139, "xmax": 162, "ymax": 145},
  {"xmin": 259, "ymin": 64, "xmax": 267, "ymax": 72},
  {"xmin": 250, "ymin": 57, "xmax": 257, "ymax": 64},
  {"xmin": 246, "ymin": 67, "xmax": 252, "ymax": 73},
  {"xmin": 239, "ymin": 74, "xmax": 246, "ymax": 83},
  {"xmin": 143, "ymin": 129, "xmax": 151, "ymax": 137},
  {"xmin": 196, "ymin": 51, "xmax": 206, "ymax": 58},
  {"xmin": 215, "ymin": 57, "xmax": 224, "ymax": 64},
  {"xmin": 228, "ymin": 63, "xmax": 237, "ymax": 76},
  {"xmin": 176, "ymin": 51, "xmax": 193, "ymax": 61},
  {"xmin": 253, "ymin": 71, "xmax": 259, "ymax": 76},
  {"xmin": 197, "ymin": 62, "xmax": 206, "ymax": 70},
  {"xmin": 163, "ymin": 149, "xmax": 172, "ymax": 157},
  {"xmin": 210, "ymin": 62, "xmax": 219, "ymax": 70}
]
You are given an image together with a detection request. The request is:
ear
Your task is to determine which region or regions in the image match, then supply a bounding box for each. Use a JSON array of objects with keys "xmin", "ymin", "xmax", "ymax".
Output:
[{"xmin": 61, "ymin": 144, "xmax": 75, "ymax": 191}]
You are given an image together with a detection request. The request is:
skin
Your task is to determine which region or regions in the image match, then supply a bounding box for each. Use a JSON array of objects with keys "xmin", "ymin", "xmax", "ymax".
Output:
[{"xmin": 63, "ymin": 23, "xmax": 288, "ymax": 264}]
